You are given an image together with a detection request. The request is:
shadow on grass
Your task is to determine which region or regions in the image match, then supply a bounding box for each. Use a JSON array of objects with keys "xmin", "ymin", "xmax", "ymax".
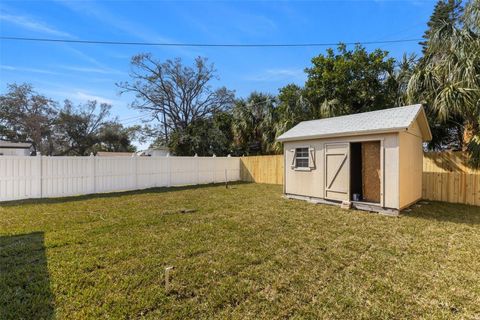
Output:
[
  {"xmin": 0, "ymin": 181, "xmax": 251, "ymax": 207},
  {"xmin": 0, "ymin": 232, "xmax": 54, "ymax": 320},
  {"xmin": 406, "ymin": 201, "xmax": 480, "ymax": 225}
]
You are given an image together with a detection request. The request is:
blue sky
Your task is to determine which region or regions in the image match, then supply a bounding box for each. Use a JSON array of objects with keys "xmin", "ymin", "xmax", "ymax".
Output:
[{"xmin": 1, "ymin": 0, "xmax": 436, "ymax": 143}]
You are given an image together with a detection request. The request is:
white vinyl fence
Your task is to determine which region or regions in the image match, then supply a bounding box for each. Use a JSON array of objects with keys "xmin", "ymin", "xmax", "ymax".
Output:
[{"xmin": 0, "ymin": 155, "xmax": 240, "ymax": 202}]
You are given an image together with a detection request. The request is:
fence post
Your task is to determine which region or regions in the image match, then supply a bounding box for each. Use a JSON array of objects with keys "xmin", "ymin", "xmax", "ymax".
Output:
[
  {"xmin": 133, "ymin": 153, "xmax": 138, "ymax": 189},
  {"xmin": 227, "ymin": 154, "xmax": 231, "ymax": 183},
  {"xmin": 212, "ymin": 154, "xmax": 216, "ymax": 183},
  {"xmin": 194, "ymin": 153, "xmax": 199, "ymax": 185},
  {"xmin": 90, "ymin": 153, "xmax": 95, "ymax": 194},
  {"xmin": 167, "ymin": 153, "xmax": 171, "ymax": 187},
  {"xmin": 37, "ymin": 152, "xmax": 43, "ymax": 199}
]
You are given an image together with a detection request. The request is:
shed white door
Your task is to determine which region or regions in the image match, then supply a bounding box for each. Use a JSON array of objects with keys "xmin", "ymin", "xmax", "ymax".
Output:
[{"xmin": 324, "ymin": 143, "xmax": 350, "ymax": 201}]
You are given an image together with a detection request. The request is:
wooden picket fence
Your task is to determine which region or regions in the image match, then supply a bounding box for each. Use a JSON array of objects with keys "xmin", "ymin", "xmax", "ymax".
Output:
[
  {"xmin": 422, "ymin": 152, "xmax": 479, "ymax": 206},
  {"xmin": 240, "ymin": 155, "xmax": 284, "ymax": 185},
  {"xmin": 240, "ymin": 152, "xmax": 480, "ymax": 206}
]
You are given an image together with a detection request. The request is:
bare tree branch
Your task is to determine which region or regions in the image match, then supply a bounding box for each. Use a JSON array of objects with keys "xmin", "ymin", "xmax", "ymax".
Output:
[{"xmin": 117, "ymin": 55, "xmax": 235, "ymax": 143}]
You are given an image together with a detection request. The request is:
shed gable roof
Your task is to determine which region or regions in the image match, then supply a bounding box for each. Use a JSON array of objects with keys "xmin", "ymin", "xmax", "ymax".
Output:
[{"xmin": 277, "ymin": 104, "xmax": 432, "ymax": 142}]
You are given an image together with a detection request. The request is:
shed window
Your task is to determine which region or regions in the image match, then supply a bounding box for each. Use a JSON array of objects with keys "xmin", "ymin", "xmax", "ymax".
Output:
[{"xmin": 295, "ymin": 148, "xmax": 309, "ymax": 168}]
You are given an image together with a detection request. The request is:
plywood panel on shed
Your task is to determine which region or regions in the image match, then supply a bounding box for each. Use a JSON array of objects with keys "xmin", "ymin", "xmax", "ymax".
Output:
[{"xmin": 362, "ymin": 141, "xmax": 381, "ymax": 203}]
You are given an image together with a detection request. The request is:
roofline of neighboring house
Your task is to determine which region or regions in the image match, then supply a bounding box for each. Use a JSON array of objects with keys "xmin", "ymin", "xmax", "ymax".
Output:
[
  {"xmin": 0, "ymin": 146, "xmax": 31, "ymax": 149},
  {"xmin": 96, "ymin": 151, "xmax": 136, "ymax": 157},
  {"xmin": 0, "ymin": 143, "xmax": 32, "ymax": 149}
]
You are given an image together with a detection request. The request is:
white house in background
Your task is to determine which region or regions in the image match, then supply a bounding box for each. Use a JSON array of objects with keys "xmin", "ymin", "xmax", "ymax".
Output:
[
  {"xmin": 96, "ymin": 151, "xmax": 136, "ymax": 157},
  {"xmin": 143, "ymin": 146, "xmax": 170, "ymax": 157},
  {"xmin": 0, "ymin": 141, "xmax": 32, "ymax": 156},
  {"xmin": 96, "ymin": 147, "xmax": 170, "ymax": 157}
]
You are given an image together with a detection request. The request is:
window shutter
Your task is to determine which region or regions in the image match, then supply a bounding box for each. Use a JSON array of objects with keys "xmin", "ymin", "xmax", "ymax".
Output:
[
  {"xmin": 290, "ymin": 149, "xmax": 296, "ymax": 168},
  {"xmin": 308, "ymin": 147, "xmax": 315, "ymax": 169}
]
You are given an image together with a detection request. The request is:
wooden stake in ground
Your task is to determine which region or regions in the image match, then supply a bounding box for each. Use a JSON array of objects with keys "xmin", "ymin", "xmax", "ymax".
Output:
[
  {"xmin": 165, "ymin": 266, "xmax": 174, "ymax": 293},
  {"xmin": 225, "ymin": 169, "xmax": 228, "ymax": 189}
]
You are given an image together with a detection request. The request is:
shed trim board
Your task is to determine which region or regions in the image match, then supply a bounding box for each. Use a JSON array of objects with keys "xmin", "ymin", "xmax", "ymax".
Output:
[{"xmin": 279, "ymin": 127, "xmax": 407, "ymax": 143}]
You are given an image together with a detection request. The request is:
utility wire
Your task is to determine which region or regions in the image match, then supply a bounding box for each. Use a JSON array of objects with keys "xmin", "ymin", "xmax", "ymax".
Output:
[
  {"xmin": 117, "ymin": 114, "xmax": 148, "ymax": 122},
  {"xmin": 0, "ymin": 36, "xmax": 423, "ymax": 47}
]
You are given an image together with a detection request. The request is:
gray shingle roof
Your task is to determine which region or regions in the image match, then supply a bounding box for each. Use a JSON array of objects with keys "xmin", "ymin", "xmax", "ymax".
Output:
[
  {"xmin": 277, "ymin": 104, "xmax": 430, "ymax": 142},
  {"xmin": 0, "ymin": 141, "xmax": 32, "ymax": 148}
]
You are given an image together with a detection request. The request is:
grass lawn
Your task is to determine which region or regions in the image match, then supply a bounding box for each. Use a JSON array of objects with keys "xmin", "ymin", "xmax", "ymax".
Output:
[{"xmin": 1, "ymin": 183, "xmax": 480, "ymax": 319}]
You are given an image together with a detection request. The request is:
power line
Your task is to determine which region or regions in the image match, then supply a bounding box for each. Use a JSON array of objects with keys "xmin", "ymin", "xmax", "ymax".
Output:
[
  {"xmin": 0, "ymin": 36, "xmax": 423, "ymax": 47},
  {"xmin": 117, "ymin": 114, "xmax": 148, "ymax": 122}
]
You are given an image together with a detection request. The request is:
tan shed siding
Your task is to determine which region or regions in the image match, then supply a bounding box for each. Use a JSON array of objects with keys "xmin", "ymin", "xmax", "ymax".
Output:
[
  {"xmin": 406, "ymin": 119, "xmax": 423, "ymax": 138},
  {"xmin": 382, "ymin": 133, "xmax": 400, "ymax": 209},
  {"xmin": 284, "ymin": 133, "xmax": 400, "ymax": 209},
  {"xmin": 398, "ymin": 121, "xmax": 423, "ymax": 208},
  {"xmin": 284, "ymin": 141, "xmax": 324, "ymax": 198}
]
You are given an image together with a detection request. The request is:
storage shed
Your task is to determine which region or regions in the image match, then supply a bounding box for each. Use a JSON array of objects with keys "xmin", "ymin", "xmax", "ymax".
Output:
[{"xmin": 277, "ymin": 104, "xmax": 432, "ymax": 214}]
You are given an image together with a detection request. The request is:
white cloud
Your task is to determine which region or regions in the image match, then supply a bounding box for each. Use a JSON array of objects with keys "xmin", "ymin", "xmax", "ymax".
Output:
[
  {"xmin": 0, "ymin": 64, "xmax": 62, "ymax": 75},
  {"xmin": 56, "ymin": 0, "xmax": 170, "ymax": 43},
  {"xmin": 74, "ymin": 92, "xmax": 115, "ymax": 105},
  {"xmin": 39, "ymin": 86, "xmax": 121, "ymax": 106},
  {"xmin": 0, "ymin": 12, "xmax": 73, "ymax": 37},
  {"xmin": 59, "ymin": 65, "xmax": 125, "ymax": 75},
  {"xmin": 61, "ymin": 46, "xmax": 106, "ymax": 68},
  {"xmin": 58, "ymin": 47, "xmax": 128, "ymax": 78},
  {"xmin": 55, "ymin": 0, "xmax": 196, "ymax": 57},
  {"xmin": 234, "ymin": 14, "xmax": 277, "ymax": 36},
  {"xmin": 246, "ymin": 68, "xmax": 305, "ymax": 82}
]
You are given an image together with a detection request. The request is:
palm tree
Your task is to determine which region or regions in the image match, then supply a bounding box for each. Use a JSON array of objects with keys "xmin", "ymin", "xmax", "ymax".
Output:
[
  {"xmin": 407, "ymin": 0, "xmax": 480, "ymax": 164},
  {"xmin": 395, "ymin": 53, "xmax": 417, "ymax": 106},
  {"xmin": 232, "ymin": 93, "xmax": 277, "ymax": 155},
  {"xmin": 272, "ymin": 84, "xmax": 314, "ymax": 153}
]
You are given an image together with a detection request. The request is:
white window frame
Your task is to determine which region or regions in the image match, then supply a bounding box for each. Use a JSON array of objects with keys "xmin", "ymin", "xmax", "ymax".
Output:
[{"xmin": 291, "ymin": 146, "xmax": 316, "ymax": 171}]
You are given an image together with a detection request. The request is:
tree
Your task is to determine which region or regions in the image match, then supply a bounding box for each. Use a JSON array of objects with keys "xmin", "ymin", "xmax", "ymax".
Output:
[
  {"xmin": 394, "ymin": 53, "xmax": 418, "ymax": 106},
  {"xmin": 96, "ymin": 122, "xmax": 139, "ymax": 153},
  {"xmin": 232, "ymin": 92, "xmax": 277, "ymax": 155},
  {"xmin": 415, "ymin": 0, "xmax": 466, "ymax": 152},
  {"xmin": 168, "ymin": 112, "xmax": 233, "ymax": 156},
  {"xmin": 273, "ymin": 84, "xmax": 313, "ymax": 152},
  {"xmin": 304, "ymin": 44, "xmax": 398, "ymax": 118},
  {"xmin": 54, "ymin": 100, "xmax": 112, "ymax": 155},
  {"xmin": 407, "ymin": 0, "xmax": 480, "ymax": 163},
  {"xmin": 0, "ymin": 83, "xmax": 57, "ymax": 155},
  {"xmin": 420, "ymin": 0, "xmax": 464, "ymax": 52},
  {"xmin": 117, "ymin": 55, "xmax": 235, "ymax": 144},
  {"xmin": 210, "ymin": 111, "xmax": 236, "ymax": 155}
]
